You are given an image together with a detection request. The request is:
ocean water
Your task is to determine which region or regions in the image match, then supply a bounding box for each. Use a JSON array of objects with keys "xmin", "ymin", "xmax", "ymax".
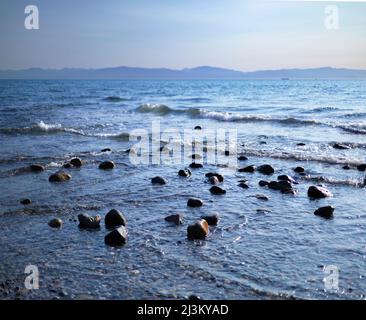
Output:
[{"xmin": 0, "ymin": 79, "xmax": 366, "ymax": 300}]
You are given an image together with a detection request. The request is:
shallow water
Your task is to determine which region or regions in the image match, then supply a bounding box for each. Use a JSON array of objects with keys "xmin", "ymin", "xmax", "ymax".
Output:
[{"xmin": 0, "ymin": 79, "xmax": 366, "ymax": 300}]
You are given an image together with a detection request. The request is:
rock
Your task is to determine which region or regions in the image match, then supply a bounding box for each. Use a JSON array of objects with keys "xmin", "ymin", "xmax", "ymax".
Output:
[
  {"xmin": 63, "ymin": 163, "xmax": 73, "ymax": 169},
  {"xmin": 259, "ymin": 180, "xmax": 269, "ymax": 187},
  {"xmin": 342, "ymin": 165, "xmax": 351, "ymax": 170},
  {"xmin": 255, "ymin": 194, "xmax": 269, "ymax": 201},
  {"xmin": 259, "ymin": 141, "xmax": 267, "ymax": 145},
  {"xmin": 99, "ymin": 161, "xmax": 115, "ymax": 170},
  {"xmin": 297, "ymin": 143, "xmax": 306, "ymax": 146},
  {"xmin": 294, "ymin": 167, "xmax": 305, "ymax": 173},
  {"xmin": 188, "ymin": 295, "xmax": 202, "ymax": 301},
  {"xmin": 209, "ymin": 176, "xmax": 220, "ymax": 185},
  {"xmin": 238, "ymin": 182, "xmax": 249, "ymax": 189},
  {"xmin": 105, "ymin": 209, "xmax": 126, "ymax": 229},
  {"xmin": 187, "ymin": 220, "xmax": 209, "ymax": 240},
  {"xmin": 101, "ymin": 148, "xmax": 111, "ymax": 152},
  {"xmin": 189, "ymin": 163, "xmax": 203, "ymax": 169},
  {"xmin": 104, "ymin": 226, "xmax": 128, "ymax": 246},
  {"xmin": 307, "ymin": 186, "xmax": 332, "ymax": 199},
  {"xmin": 278, "ymin": 175, "xmax": 297, "ymax": 184},
  {"xmin": 238, "ymin": 156, "xmax": 248, "ymax": 161},
  {"xmin": 165, "ymin": 214, "xmax": 183, "ymax": 225},
  {"xmin": 256, "ymin": 208, "xmax": 271, "ymax": 214},
  {"xmin": 77, "ymin": 213, "xmax": 101, "ymax": 229},
  {"xmin": 281, "ymin": 188, "xmax": 297, "ymax": 195},
  {"xmin": 333, "ymin": 143, "xmax": 350, "ymax": 150},
  {"xmin": 151, "ymin": 176, "xmax": 167, "ymax": 185},
  {"xmin": 194, "ymin": 126, "xmax": 202, "ymax": 130},
  {"xmin": 191, "ymin": 154, "xmax": 202, "ymax": 160},
  {"xmin": 49, "ymin": 171, "xmax": 71, "ymax": 182},
  {"xmin": 238, "ymin": 165, "xmax": 256, "ymax": 173},
  {"xmin": 357, "ymin": 164, "xmax": 366, "ymax": 172},
  {"xmin": 70, "ymin": 158, "xmax": 82, "ymax": 167},
  {"xmin": 257, "ymin": 164, "xmax": 275, "ymax": 175},
  {"xmin": 314, "ymin": 206, "xmax": 334, "ymax": 219},
  {"xmin": 224, "ymin": 150, "xmax": 230, "ymax": 156},
  {"xmin": 268, "ymin": 180, "xmax": 292, "ymax": 191},
  {"xmin": 20, "ymin": 199, "xmax": 31, "ymax": 205},
  {"xmin": 48, "ymin": 218, "xmax": 63, "ymax": 228},
  {"xmin": 178, "ymin": 169, "xmax": 191, "ymax": 177},
  {"xmin": 187, "ymin": 198, "xmax": 203, "ymax": 208},
  {"xmin": 30, "ymin": 164, "xmax": 44, "ymax": 172},
  {"xmin": 201, "ymin": 214, "xmax": 219, "ymax": 226},
  {"xmin": 205, "ymin": 172, "xmax": 224, "ymax": 182},
  {"xmin": 210, "ymin": 186, "xmax": 226, "ymax": 195}
]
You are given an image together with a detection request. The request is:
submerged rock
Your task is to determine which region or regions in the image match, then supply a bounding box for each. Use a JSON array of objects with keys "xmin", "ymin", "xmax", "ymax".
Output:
[
  {"xmin": 307, "ymin": 186, "xmax": 332, "ymax": 199},
  {"xmin": 257, "ymin": 164, "xmax": 275, "ymax": 175},
  {"xmin": 238, "ymin": 155, "xmax": 248, "ymax": 161},
  {"xmin": 105, "ymin": 209, "xmax": 126, "ymax": 228},
  {"xmin": 333, "ymin": 143, "xmax": 350, "ymax": 150},
  {"xmin": 224, "ymin": 150, "xmax": 230, "ymax": 156},
  {"xmin": 164, "ymin": 214, "xmax": 183, "ymax": 225},
  {"xmin": 30, "ymin": 164, "xmax": 45, "ymax": 172},
  {"xmin": 194, "ymin": 126, "xmax": 202, "ymax": 130},
  {"xmin": 238, "ymin": 182, "xmax": 249, "ymax": 189},
  {"xmin": 189, "ymin": 162, "xmax": 203, "ymax": 169},
  {"xmin": 187, "ymin": 198, "xmax": 203, "ymax": 208},
  {"xmin": 77, "ymin": 214, "xmax": 101, "ymax": 229},
  {"xmin": 178, "ymin": 169, "xmax": 191, "ymax": 177},
  {"xmin": 357, "ymin": 164, "xmax": 366, "ymax": 172},
  {"xmin": 210, "ymin": 186, "xmax": 226, "ymax": 195},
  {"xmin": 294, "ymin": 166, "xmax": 305, "ymax": 173},
  {"xmin": 49, "ymin": 171, "xmax": 71, "ymax": 182},
  {"xmin": 201, "ymin": 214, "xmax": 219, "ymax": 226},
  {"xmin": 297, "ymin": 143, "xmax": 306, "ymax": 146},
  {"xmin": 63, "ymin": 163, "xmax": 73, "ymax": 169},
  {"xmin": 314, "ymin": 206, "xmax": 334, "ymax": 219},
  {"xmin": 70, "ymin": 158, "xmax": 82, "ymax": 167},
  {"xmin": 48, "ymin": 218, "xmax": 63, "ymax": 228},
  {"xmin": 99, "ymin": 161, "xmax": 115, "ymax": 170},
  {"xmin": 259, "ymin": 180, "xmax": 269, "ymax": 187},
  {"xmin": 238, "ymin": 165, "xmax": 256, "ymax": 173},
  {"xmin": 104, "ymin": 226, "xmax": 128, "ymax": 246},
  {"xmin": 342, "ymin": 165, "xmax": 351, "ymax": 170},
  {"xmin": 20, "ymin": 199, "xmax": 31, "ymax": 205},
  {"xmin": 255, "ymin": 194, "xmax": 269, "ymax": 201},
  {"xmin": 101, "ymin": 148, "xmax": 111, "ymax": 152},
  {"xmin": 187, "ymin": 220, "xmax": 209, "ymax": 240},
  {"xmin": 151, "ymin": 176, "xmax": 167, "ymax": 185},
  {"xmin": 209, "ymin": 176, "xmax": 220, "ymax": 185}
]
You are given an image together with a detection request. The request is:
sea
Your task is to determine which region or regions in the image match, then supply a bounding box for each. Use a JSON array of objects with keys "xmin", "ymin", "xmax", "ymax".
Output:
[{"xmin": 0, "ymin": 79, "xmax": 365, "ymax": 299}]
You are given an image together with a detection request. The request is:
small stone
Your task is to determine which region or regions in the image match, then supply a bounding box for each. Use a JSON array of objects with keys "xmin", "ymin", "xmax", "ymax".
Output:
[
  {"xmin": 78, "ymin": 213, "xmax": 101, "ymax": 229},
  {"xmin": 224, "ymin": 150, "xmax": 230, "ymax": 156},
  {"xmin": 307, "ymin": 186, "xmax": 332, "ymax": 199},
  {"xmin": 99, "ymin": 161, "xmax": 115, "ymax": 170},
  {"xmin": 101, "ymin": 148, "xmax": 111, "ymax": 152},
  {"xmin": 210, "ymin": 186, "xmax": 226, "ymax": 195},
  {"xmin": 256, "ymin": 208, "xmax": 271, "ymax": 214},
  {"xmin": 333, "ymin": 143, "xmax": 350, "ymax": 150},
  {"xmin": 342, "ymin": 165, "xmax": 351, "ymax": 170},
  {"xmin": 209, "ymin": 176, "xmax": 220, "ymax": 185},
  {"xmin": 178, "ymin": 169, "xmax": 191, "ymax": 177},
  {"xmin": 259, "ymin": 180, "xmax": 269, "ymax": 187},
  {"xmin": 105, "ymin": 209, "xmax": 126, "ymax": 229},
  {"xmin": 30, "ymin": 164, "xmax": 45, "ymax": 172},
  {"xmin": 63, "ymin": 163, "xmax": 73, "ymax": 169},
  {"xmin": 314, "ymin": 206, "xmax": 334, "ymax": 219},
  {"xmin": 201, "ymin": 214, "xmax": 219, "ymax": 226},
  {"xmin": 187, "ymin": 220, "xmax": 209, "ymax": 240},
  {"xmin": 238, "ymin": 156, "xmax": 248, "ymax": 161},
  {"xmin": 20, "ymin": 199, "xmax": 31, "ymax": 205},
  {"xmin": 297, "ymin": 143, "xmax": 306, "ymax": 146},
  {"xmin": 257, "ymin": 164, "xmax": 275, "ymax": 175},
  {"xmin": 357, "ymin": 164, "xmax": 366, "ymax": 172},
  {"xmin": 48, "ymin": 218, "xmax": 63, "ymax": 228},
  {"xmin": 70, "ymin": 158, "xmax": 82, "ymax": 167},
  {"xmin": 165, "ymin": 214, "xmax": 183, "ymax": 225},
  {"xmin": 255, "ymin": 194, "xmax": 269, "ymax": 201},
  {"xmin": 104, "ymin": 226, "xmax": 128, "ymax": 246},
  {"xmin": 151, "ymin": 176, "xmax": 167, "ymax": 185},
  {"xmin": 194, "ymin": 126, "xmax": 202, "ymax": 130},
  {"xmin": 294, "ymin": 167, "xmax": 305, "ymax": 173},
  {"xmin": 238, "ymin": 182, "xmax": 249, "ymax": 189},
  {"xmin": 205, "ymin": 172, "xmax": 224, "ymax": 182},
  {"xmin": 49, "ymin": 171, "xmax": 71, "ymax": 182},
  {"xmin": 189, "ymin": 163, "xmax": 203, "ymax": 169},
  {"xmin": 238, "ymin": 165, "xmax": 256, "ymax": 173},
  {"xmin": 187, "ymin": 198, "xmax": 203, "ymax": 208}
]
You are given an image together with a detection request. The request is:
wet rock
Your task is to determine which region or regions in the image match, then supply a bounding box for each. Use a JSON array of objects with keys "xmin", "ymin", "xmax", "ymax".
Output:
[
  {"xmin": 255, "ymin": 194, "xmax": 269, "ymax": 201},
  {"xmin": 178, "ymin": 169, "xmax": 191, "ymax": 177},
  {"xmin": 165, "ymin": 214, "xmax": 183, "ymax": 225},
  {"xmin": 259, "ymin": 141, "xmax": 267, "ymax": 145},
  {"xmin": 77, "ymin": 213, "xmax": 101, "ymax": 229},
  {"xmin": 224, "ymin": 150, "xmax": 230, "ymax": 156},
  {"xmin": 99, "ymin": 161, "xmax": 115, "ymax": 170},
  {"xmin": 187, "ymin": 220, "xmax": 209, "ymax": 240},
  {"xmin": 342, "ymin": 165, "xmax": 351, "ymax": 170},
  {"xmin": 256, "ymin": 208, "xmax": 271, "ymax": 214},
  {"xmin": 238, "ymin": 155, "xmax": 248, "ymax": 161},
  {"xmin": 294, "ymin": 166, "xmax": 305, "ymax": 173},
  {"xmin": 49, "ymin": 171, "xmax": 71, "ymax": 182},
  {"xmin": 201, "ymin": 214, "xmax": 219, "ymax": 226},
  {"xmin": 297, "ymin": 143, "xmax": 306, "ymax": 146},
  {"xmin": 188, "ymin": 295, "xmax": 202, "ymax": 301},
  {"xmin": 30, "ymin": 164, "xmax": 44, "ymax": 172},
  {"xmin": 210, "ymin": 186, "xmax": 226, "ymax": 195},
  {"xmin": 151, "ymin": 176, "xmax": 167, "ymax": 185},
  {"xmin": 357, "ymin": 164, "xmax": 366, "ymax": 172},
  {"xmin": 63, "ymin": 163, "xmax": 73, "ymax": 169},
  {"xmin": 194, "ymin": 126, "xmax": 202, "ymax": 130},
  {"xmin": 104, "ymin": 226, "xmax": 127, "ymax": 246},
  {"xmin": 105, "ymin": 209, "xmax": 126, "ymax": 228},
  {"xmin": 281, "ymin": 188, "xmax": 297, "ymax": 195},
  {"xmin": 209, "ymin": 176, "xmax": 220, "ymax": 185},
  {"xmin": 238, "ymin": 165, "xmax": 256, "ymax": 173},
  {"xmin": 268, "ymin": 180, "xmax": 292, "ymax": 191},
  {"xmin": 191, "ymin": 154, "xmax": 202, "ymax": 160},
  {"xmin": 189, "ymin": 162, "xmax": 203, "ymax": 169},
  {"xmin": 278, "ymin": 175, "xmax": 297, "ymax": 184},
  {"xmin": 238, "ymin": 182, "xmax": 249, "ymax": 189},
  {"xmin": 101, "ymin": 148, "xmax": 111, "ymax": 152},
  {"xmin": 259, "ymin": 180, "xmax": 269, "ymax": 187},
  {"xmin": 70, "ymin": 158, "xmax": 82, "ymax": 167},
  {"xmin": 20, "ymin": 199, "xmax": 31, "ymax": 205},
  {"xmin": 187, "ymin": 198, "xmax": 203, "ymax": 208},
  {"xmin": 48, "ymin": 218, "xmax": 63, "ymax": 228},
  {"xmin": 307, "ymin": 186, "xmax": 332, "ymax": 199},
  {"xmin": 257, "ymin": 164, "xmax": 275, "ymax": 175},
  {"xmin": 314, "ymin": 206, "xmax": 334, "ymax": 219},
  {"xmin": 333, "ymin": 143, "xmax": 350, "ymax": 150}
]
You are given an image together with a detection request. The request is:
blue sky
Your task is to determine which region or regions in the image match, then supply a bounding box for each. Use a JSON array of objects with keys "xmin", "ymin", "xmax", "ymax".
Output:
[{"xmin": 0, "ymin": 0, "xmax": 366, "ymax": 71}]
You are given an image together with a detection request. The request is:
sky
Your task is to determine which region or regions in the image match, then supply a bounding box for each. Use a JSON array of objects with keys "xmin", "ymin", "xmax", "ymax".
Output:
[{"xmin": 0, "ymin": 0, "xmax": 366, "ymax": 71}]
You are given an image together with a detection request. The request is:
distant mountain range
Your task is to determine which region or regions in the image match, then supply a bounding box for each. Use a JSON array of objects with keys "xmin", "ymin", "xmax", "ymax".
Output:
[{"xmin": 1, "ymin": 66, "xmax": 366, "ymax": 80}]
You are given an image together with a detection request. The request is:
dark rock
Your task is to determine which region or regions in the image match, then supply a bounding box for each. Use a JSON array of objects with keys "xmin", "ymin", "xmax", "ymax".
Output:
[
  {"xmin": 151, "ymin": 176, "xmax": 167, "ymax": 185},
  {"xmin": 238, "ymin": 156, "xmax": 248, "ymax": 161},
  {"xmin": 105, "ymin": 209, "xmax": 126, "ymax": 228},
  {"xmin": 268, "ymin": 180, "xmax": 292, "ymax": 191},
  {"xmin": 342, "ymin": 165, "xmax": 351, "ymax": 170},
  {"xmin": 314, "ymin": 206, "xmax": 334, "ymax": 219},
  {"xmin": 257, "ymin": 164, "xmax": 275, "ymax": 175},
  {"xmin": 191, "ymin": 154, "xmax": 202, "ymax": 160},
  {"xmin": 201, "ymin": 214, "xmax": 219, "ymax": 226},
  {"xmin": 77, "ymin": 213, "xmax": 101, "ymax": 229},
  {"xmin": 307, "ymin": 186, "xmax": 332, "ymax": 199},
  {"xmin": 259, "ymin": 141, "xmax": 267, "ymax": 145},
  {"xmin": 20, "ymin": 199, "xmax": 31, "ymax": 205},
  {"xmin": 194, "ymin": 126, "xmax": 202, "ymax": 130},
  {"xmin": 165, "ymin": 214, "xmax": 183, "ymax": 225},
  {"xmin": 205, "ymin": 172, "xmax": 224, "ymax": 182},
  {"xmin": 255, "ymin": 194, "xmax": 269, "ymax": 201},
  {"xmin": 30, "ymin": 164, "xmax": 44, "ymax": 172},
  {"xmin": 187, "ymin": 220, "xmax": 209, "ymax": 240},
  {"xmin": 224, "ymin": 150, "xmax": 230, "ymax": 156},
  {"xmin": 210, "ymin": 186, "xmax": 226, "ymax": 195},
  {"xmin": 48, "ymin": 218, "xmax": 63, "ymax": 228},
  {"xmin": 63, "ymin": 163, "xmax": 73, "ymax": 169},
  {"xmin": 70, "ymin": 158, "xmax": 82, "ymax": 167},
  {"xmin": 333, "ymin": 143, "xmax": 350, "ymax": 150},
  {"xmin": 188, "ymin": 295, "xmax": 202, "ymax": 301},
  {"xmin": 187, "ymin": 198, "xmax": 203, "ymax": 208},
  {"xmin": 278, "ymin": 175, "xmax": 297, "ymax": 184},
  {"xmin": 256, "ymin": 208, "xmax": 271, "ymax": 214},
  {"xmin": 297, "ymin": 143, "xmax": 306, "ymax": 146},
  {"xmin": 99, "ymin": 161, "xmax": 115, "ymax": 170},
  {"xmin": 238, "ymin": 182, "xmax": 249, "ymax": 189},
  {"xmin": 189, "ymin": 162, "xmax": 203, "ymax": 169},
  {"xmin": 259, "ymin": 180, "xmax": 269, "ymax": 187},
  {"xmin": 357, "ymin": 164, "xmax": 366, "ymax": 172},
  {"xmin": 178, "ymin": 169, "xmax": 191, "ymax": 177},
  {"xmin": 281, "ymin": 188, "xmax": 297, "ymax": 195},
  {"xmin": 238, "ymin": 165, "xmax": 256, "ymax": 173},
  {"xmin": 49, "ymin": 171, "xmax": 71, "ymax": 182},
  {"xmin": 294, "ymin": 167, "xmax": 305, "ymax": 173},
  {"xmin": 101, "ymin": 148, "xmax": 111, "ymax": 152},
  {"xmin": 209, "ymin": 176, "xmax": 220, "ymax": 185},
  {"xmin": 104, "ymin": 226, "xmax": 128, "ymax": 246}
]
